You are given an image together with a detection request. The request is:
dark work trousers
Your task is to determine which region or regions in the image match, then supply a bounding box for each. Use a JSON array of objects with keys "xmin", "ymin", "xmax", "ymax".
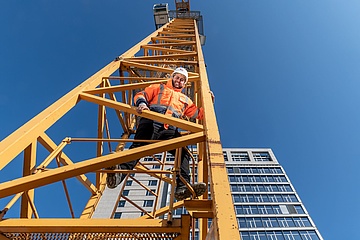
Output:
[{"xmin": 119, "ymin": 118, "xmax": 191, "ymax": 187}]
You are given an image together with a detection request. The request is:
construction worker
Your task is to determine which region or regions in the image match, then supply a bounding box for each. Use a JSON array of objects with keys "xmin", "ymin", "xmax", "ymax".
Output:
[{"xmin": 107, "ymin": 67, "xmax": 213, "ymax": 201}]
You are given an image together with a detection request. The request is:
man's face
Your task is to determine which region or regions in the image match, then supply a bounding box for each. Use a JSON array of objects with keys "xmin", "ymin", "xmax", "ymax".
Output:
[{"xmin": 172, "ymin": 73, "xmax": 186, "ymax": 89}]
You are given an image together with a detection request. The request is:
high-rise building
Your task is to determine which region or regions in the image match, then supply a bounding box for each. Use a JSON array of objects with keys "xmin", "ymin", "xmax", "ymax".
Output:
[
  {"xmin": 93, "ymin": 148, "xmax": 323, "ymax": 240},
  {"xmin": 223, "ymin": 148, "xmax": 323, "ymax": 240}
]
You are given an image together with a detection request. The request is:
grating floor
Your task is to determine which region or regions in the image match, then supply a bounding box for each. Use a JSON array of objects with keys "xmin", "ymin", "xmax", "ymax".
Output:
[{"xmin": 1, "ymin": 232, "xmax": 180, "ymax": 240}]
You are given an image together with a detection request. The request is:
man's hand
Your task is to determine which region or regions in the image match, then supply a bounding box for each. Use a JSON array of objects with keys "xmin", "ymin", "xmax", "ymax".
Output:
[
  {"xmin": 136, "ymin": 103, "xmax": 149, "ymax": 114},
  {"xmin": 210, "ymin": 91, "xmax": 215, "ymax": 104}
]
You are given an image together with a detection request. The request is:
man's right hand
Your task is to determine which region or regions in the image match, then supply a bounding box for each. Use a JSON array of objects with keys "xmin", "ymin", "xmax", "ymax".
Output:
[{"xmin": 136, "ymin": 103, "xmax": 149, "ymax": 114}]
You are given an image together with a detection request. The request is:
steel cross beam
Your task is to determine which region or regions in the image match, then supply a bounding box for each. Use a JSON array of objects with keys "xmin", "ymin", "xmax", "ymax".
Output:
[{"xmin": 0, "ymin": 16, "xmax": 241, "ymax": 240}]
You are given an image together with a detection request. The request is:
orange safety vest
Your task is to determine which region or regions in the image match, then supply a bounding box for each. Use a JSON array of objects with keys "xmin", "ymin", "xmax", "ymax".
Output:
[{"xmin": 134, "ymin": 79, "xmax": 203, "ymax": 126}]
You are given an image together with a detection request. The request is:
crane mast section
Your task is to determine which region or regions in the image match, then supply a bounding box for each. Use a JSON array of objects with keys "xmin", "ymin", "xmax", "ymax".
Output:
[{"xmin": 0, "ymin": 16, "xmax": 240, "ymax": 240}]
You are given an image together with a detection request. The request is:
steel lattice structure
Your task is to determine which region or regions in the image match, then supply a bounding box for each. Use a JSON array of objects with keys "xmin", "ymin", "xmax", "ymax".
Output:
[{"xmin": 0, "ymin": 15, "xmax": 240, "ymax": 240}]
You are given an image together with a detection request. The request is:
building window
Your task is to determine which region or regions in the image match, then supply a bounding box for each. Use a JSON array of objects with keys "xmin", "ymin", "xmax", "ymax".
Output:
[
  {"xmin": 294, "ymin": 217, "xmax": 312, "ymax": 227},
  {"xmin": 143, "ymin": 200, "xmax": 154, "ymax": 207},
  {"xmin": 239, "ymin": 217, "xmax": 313, "ymax": 228},
  {"xmin": 122, "ymin": 190, "xmax": 129, "ymax": 196},
  {"xmin": 300, "ymin": 230, "xmax": 320, "ymax": 240},
  {"xmin": 233, "ymin": 184, "xmax": 292, "ymax": 193},
  {"xmin": 152, "ymin": 165, "xmax": 161, "ymax": 169},
  {"xmin": 284, "ymin": 230, "xmax": 301, "ymax": 239},
  {"xmin": 232, "ymin": 194, "xmax": 298, "ymax": 203},
  {"xmin": 294, "ymin": 205, "xmax": 305, "ymax": 214},
  {"xmin": 126, "ymin": 180, "xmax": 132, "ymax": 186},
  {"xmin": 175, "ymin": 207, "xmax": 187, "ymax": 215},
  {"xmin": 148, "ymin": 180, "xmax": 158, "ymax": 186},
  {"xmin": 239, "ymin": 167, "xmax": 283, "ymax": 174},
  {"xmin": 231, "ymin": 152, "xmax": 249, "ymax": 161},
  {"xmin": 223, "ymin": 152, "xmax": 228, "ymax": 161},
  {"xmin": 241, "ymin": 230, "xmax": 319, "ymax": 240},
  {"xmin": 118, "ymin": 200, "xmax": 125, "ymax": 207},
  {"xmin": 229, "ymin": 176, "xmax": 236, "ymax": 183},
  {"xmin": 114, "ymin": 212, "xmax": 122, "ymax": 219},
  {"xmin": 146, "ymin": 189, "xmax": 156, "ymax": 196},
  {"xmin": 253, "ymin": 152, "xmax": 272, "ymax": 161}
]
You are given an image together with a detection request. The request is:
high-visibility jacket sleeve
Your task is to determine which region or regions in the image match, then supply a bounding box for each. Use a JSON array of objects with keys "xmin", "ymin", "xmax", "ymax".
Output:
[
  {"xmin": 184, "ymin": 103, "xmax": 204, "ymax": 120},
  {"xmin": 134, "ymin": 84, "xmax": 159, "ymax": 107}
]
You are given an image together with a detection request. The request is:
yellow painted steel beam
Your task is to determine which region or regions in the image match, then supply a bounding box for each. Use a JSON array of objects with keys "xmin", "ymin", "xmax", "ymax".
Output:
[
  {"xmin": 96, "ymin": 85, "xmax": 106, "ymax": 188},
  {"xmin": 120, "ymin": 60, "xmax": 199, "ymax": 79},
  {"xmin": 20, "ymin": 141, "xmax": 36, "ymax": 218},
  {"xmin": 125, "ymin": 59, "xmax": 198, "ymax": 65},
  {"xmin": 79, "ymin": 93, "xmax": 203, "ymax": 133},
  {"xmin": 0, "ymin": 218, "xmax": 183, "ymax": 233},
  {"xmin": 180, "ymin": 215, "xmax": 191, "ymax": 240},
  {"xmin": 103, "ymin": 79, "xmax": 129, "ymax": 134},
  {"xmin": 80, "ymin": 173, "xmax": 107, "ymax": 219},
  {"xmin": 126, "ymin": 52, "xmax": 197, "ymax": 60},
  {"xmin": 151, "ymin": 37, "xmax": 191, "ymax": 43},
  {"xmin": 141, "ymin": 45, "xmax": 195, "ymax": 54},
  {"xmin": 134, "ymin": 165, "xmax": 173, "ymax": 184},
  {"xmin": 83, "ymin": 79, "xmax": 169, "ymax": 95},
  {"xmin": 0, "ymin": 61, "xmax": 117, "ymax": 171},
  {"xmin": 146, "ymin": 41, "xmax": 196, "ymax": 46},
  {"xmin": 141, "ymin": 199, "xmax": 185, "ymax": 219},
  {"xmin": 0, "ymin": 20, "xmax": 173, "ymax": 171},
  {"xmin": 162, "ymin": 28, "xmax": 195, "ymax": 33},
  {"xmin": 159, "ymin": 33, "xmax": 195, "ymax": 38},
  {"xmin": 0, "ymin": 16, "xmax": 240, "ymax": 240},
  {"xmin": 121, "ymin": 60, "xmax": 192, "ymax": 76},
  {"xmin": 84, "ymin": 77, "xmax": 200, "ymax": 95},
  {"xmin": 104, "ymin": 76, "xmax": 166, "ymax": 80},
  {"xmin": 184, "ymin": 200, "xmax": 213, "ymax": 218},
  {"xmin": 38, "ymin": 133, "xmax": 98, "ymax": 194},
  {"xmin": 167, "ymin": 24, "xmax": 194, "ymax": 29},
  {"xmin": 0, "ymin": 132, "xmax": 205, "ymax": 198},
  {"xmin": 194, "ymin": 21, "xmax": 241, "ymax": 239}
]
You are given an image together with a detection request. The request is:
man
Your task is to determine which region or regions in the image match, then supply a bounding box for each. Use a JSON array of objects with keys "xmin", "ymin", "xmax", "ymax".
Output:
[{"xmin": 107, "ymin": 67, "xmax": 212, "ymax": 201}]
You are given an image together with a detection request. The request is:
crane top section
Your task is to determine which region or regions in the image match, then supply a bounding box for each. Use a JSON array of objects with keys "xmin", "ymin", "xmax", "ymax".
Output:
[
  {"xmin": 153, "ymin": 0, "xmax": 205, "ymax": 45},
  {"xmin": 175, "ymin": 0, "xmax": 190, "ymax": 12}
]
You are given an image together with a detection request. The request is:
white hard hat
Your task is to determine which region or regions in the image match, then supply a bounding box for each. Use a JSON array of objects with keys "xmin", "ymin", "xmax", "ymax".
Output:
[{"xmin": 172, "ymin": 67, "xmax": 188, "ymax": 82}]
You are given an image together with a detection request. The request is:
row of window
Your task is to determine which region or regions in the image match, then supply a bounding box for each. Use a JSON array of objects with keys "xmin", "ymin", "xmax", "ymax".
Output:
[
  {"xmin": 233, "ymin": 194, "xmax": 298, "ymax": 203},
  {"xmin": 227, "ymin": 167, "xmax": 283, "ymax": 174},
  {"xmin": 235, "ymin": 205, "xmax": 304, "ymax": 215},
  {"xmin": 118, "ymin": 199, "xmax": 155, "ymax": 208},
  {"xmin": 240, "ymin": 230, "xmax": 320, "ymax": 240},
  {"xmin": 141, "ymin": 151, "xmax": 274, "ymax": 162},
  {"xmin": 224, "ymin": 152, "xmax": 272, "ymax": 162},
  {"xmin": 144, "ymin": 155, "xmax": 198, "ymax": 162},
  {"xmin": 229, "ymin": 175, "xmax": 288, "ymax": 183},
  {"xmin": 118, "ymin": 203, "xmax": 304, "ymax": 216},
  {"xmin": 238, "ymin": 217, "xmax": 312, "ymax": 228},
  {"xmin": 231, "ymin": 184, "xmax": 293, "ymax": 193},
  {"xmin": 253, "ymin": 152, "xmax": 272, "ymax": 162}
]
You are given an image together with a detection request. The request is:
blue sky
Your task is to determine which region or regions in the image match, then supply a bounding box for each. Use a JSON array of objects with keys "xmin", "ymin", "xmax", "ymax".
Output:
[{"xmin": 1, "ymin": 1, "xmax": 360, "ymax": 239}]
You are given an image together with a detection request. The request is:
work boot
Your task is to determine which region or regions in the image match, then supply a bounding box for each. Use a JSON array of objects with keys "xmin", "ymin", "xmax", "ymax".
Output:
[
  {"xmin": 106, "ymin": 165, "xmax": 126, "ymax": 189},
  {"xmin": 174, "ymin": 182, "xmax": 207, "ymax": 201}
]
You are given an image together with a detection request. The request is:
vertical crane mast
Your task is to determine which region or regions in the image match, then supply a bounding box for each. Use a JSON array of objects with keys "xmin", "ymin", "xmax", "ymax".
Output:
[{"xmin": 0, "ymin": 2, "xmax": 240, "ymax": 240}]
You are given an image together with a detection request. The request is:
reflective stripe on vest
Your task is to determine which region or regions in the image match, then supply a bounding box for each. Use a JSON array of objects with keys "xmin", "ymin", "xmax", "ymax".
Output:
[{"xmin": 157, "ymin": 84, "xmax": 164, "ymax": 105}]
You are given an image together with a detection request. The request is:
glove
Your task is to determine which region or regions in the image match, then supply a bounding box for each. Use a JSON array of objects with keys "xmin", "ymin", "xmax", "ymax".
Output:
[{"xmin": 137, "ymin": 103, "xmax": 149, "ymax": 114}]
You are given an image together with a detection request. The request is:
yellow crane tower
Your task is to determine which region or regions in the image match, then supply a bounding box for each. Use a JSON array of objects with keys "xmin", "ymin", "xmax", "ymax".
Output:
[{"xmin": 0, "ymin": 1, "xmax": 240, "ymax": 239}]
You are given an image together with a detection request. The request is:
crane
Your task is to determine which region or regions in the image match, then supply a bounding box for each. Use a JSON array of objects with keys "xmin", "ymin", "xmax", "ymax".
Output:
[{"xmin": 0, "ymin": 1, "xmax": 240, "ymax": 239}]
